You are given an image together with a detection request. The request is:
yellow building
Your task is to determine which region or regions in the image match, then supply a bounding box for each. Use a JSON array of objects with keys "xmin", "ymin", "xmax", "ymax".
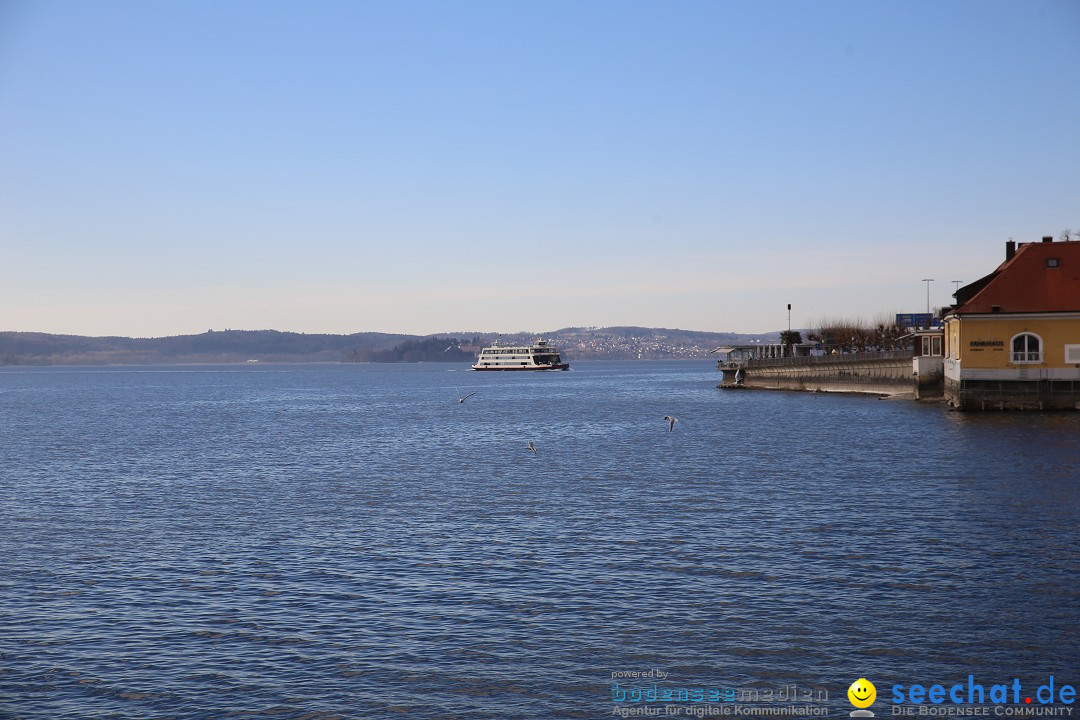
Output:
[{"xmin": 943, "ymin": 237, "xmax": 1080, "ymax": 410}]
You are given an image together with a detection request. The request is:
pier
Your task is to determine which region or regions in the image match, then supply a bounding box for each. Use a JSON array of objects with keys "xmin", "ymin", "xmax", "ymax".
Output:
[{"xmin": 717, "ymin": 348, "xmax": 944, "ymax": 399}]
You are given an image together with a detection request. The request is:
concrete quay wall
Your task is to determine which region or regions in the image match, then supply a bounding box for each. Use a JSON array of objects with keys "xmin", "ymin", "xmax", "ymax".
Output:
[
  {"xmin": 722, "ymin": 352, "xmax": 918, "ymax": 396},
  {"xmin": 913, "ymin": 355, "xmax": 945, "ymax": 400},
  {"xmin": 945, "ymin": 378, "xmax": 1080, "ymax": 411},
  {"xmin": 719, "ymin": 352, "xmax": 1080, "ymax": 409}
]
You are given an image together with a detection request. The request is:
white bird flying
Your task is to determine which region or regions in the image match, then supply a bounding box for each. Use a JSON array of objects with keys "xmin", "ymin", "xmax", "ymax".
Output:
[
  {"xmin": 663, "ymin": 415, "xmax": 678, "ymax": 431},
  {"xmin": 526, "ymin": 441, "xmax": 537, "ymax": 454},
  {"xmin": 458, "ymin": 391, "xmax": 478, "ymax": 403}
]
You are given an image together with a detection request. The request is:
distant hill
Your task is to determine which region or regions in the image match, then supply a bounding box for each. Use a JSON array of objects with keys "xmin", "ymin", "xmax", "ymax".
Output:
[
  {"xmin": 345, "ymin": 336, "xmax": 477, "ymax": 363},
  {"xmin": 0, "ymin": 327, "xmax": 783, "ymax": 365},
  {"xmin": 0, "ymin": 330, "xmax": 412, "ymax": 365}
]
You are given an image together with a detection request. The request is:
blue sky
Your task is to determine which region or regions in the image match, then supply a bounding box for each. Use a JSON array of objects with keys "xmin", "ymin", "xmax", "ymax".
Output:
[{"xmin": 2, "ymin": 0, "xmax": 1078, "ymax": 337}]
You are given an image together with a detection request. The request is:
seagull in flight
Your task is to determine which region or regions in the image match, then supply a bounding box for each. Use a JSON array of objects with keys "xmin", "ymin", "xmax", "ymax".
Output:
[
  {"xmin": 458, "ymin": 391, "xmax": 478, "ymax": 403},
  {"xmin": 663, "ymin": 415, "xmax": 678, "ymax": 432},
  {"xmin": 526, "ymin": 441, "xmax": 537, "ymax": 454}
]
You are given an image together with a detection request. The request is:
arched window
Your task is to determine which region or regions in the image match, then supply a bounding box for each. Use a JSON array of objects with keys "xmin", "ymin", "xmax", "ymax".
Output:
[{"xmin": 1011, "ymin": 333, "xmax": 1042, "ymax": 363}]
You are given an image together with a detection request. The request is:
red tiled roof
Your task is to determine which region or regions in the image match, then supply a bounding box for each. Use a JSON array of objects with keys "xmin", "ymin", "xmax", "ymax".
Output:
[{"xmin": 955, "ymin": 240, "xmax": 1080, "ymax": 314}]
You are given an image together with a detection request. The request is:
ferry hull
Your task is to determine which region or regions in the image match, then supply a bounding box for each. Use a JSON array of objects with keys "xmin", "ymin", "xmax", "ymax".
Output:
[{"xmin": 471, "ymin": 363, "xmax": 569, "ymax": 371}]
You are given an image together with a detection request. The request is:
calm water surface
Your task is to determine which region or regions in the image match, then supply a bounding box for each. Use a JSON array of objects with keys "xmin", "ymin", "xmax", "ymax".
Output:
[{"xmin": 1, "ymin": 362, "xmax": 1078, "ymax": 719}]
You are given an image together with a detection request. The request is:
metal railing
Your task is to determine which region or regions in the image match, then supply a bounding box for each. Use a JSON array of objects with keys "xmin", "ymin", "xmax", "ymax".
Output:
[{"xmin": 741, "ymin": 350, "xmax": 912, "ymax": 368}]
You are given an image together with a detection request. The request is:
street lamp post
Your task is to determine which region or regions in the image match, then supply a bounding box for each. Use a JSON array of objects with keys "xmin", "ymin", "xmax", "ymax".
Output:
[
  {"xmin": 785, "ymin": 303, "xmax": 791, "ymax": 357},
  {"xmin": 921, "ymin": 279, "xmax": 935, "ymax": 328},
  {"xmin": 921, "ymin": 279, "xmax": 934, "ymax": 315}
]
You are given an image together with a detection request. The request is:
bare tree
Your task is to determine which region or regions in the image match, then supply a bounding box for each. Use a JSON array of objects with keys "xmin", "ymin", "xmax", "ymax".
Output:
[{"xmin": 806, "ymin": 315, "xmax": 912, "ymax": 354}]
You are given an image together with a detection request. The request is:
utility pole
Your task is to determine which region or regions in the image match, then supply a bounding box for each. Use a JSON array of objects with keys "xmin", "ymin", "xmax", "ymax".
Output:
[{"xmin": 951, "ymin": 280, "xmax": 963, "ymax": 295}]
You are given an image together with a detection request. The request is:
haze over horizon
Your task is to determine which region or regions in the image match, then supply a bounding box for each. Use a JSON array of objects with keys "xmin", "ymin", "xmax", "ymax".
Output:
[
  {"xmin": 3, "ymin": 1, "xmax": 1078, "ymax": 338},
  {"xmin": 0, "ymin": 324, "xmax": 778, "ymax": 342}
]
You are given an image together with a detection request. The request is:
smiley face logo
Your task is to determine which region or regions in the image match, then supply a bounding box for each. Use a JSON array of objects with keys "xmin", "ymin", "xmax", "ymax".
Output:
[{"xmin": 848, "ymin": 679, "xmax": 876, "ymax": 709}]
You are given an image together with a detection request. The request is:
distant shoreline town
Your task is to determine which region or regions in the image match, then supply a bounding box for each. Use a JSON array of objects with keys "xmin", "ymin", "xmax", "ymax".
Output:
[{"xmin": 0, "ymin": 327, "xmax": 782, "ymax": 366}]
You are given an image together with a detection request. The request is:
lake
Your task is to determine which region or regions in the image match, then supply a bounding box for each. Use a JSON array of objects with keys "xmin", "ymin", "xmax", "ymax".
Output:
[{"xmin": 1, "ymin": 362, "xmax": 1077, "ymax": 719}]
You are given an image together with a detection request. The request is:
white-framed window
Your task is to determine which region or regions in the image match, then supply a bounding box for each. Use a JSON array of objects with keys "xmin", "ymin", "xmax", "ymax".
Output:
[
  {"xmin": 1011, "ymin": 333, "xmax": 1043, "ymax": 363},
  {"xmin": 1065, "ymin": 344, "xmax": 1080, "ymax": 364}
]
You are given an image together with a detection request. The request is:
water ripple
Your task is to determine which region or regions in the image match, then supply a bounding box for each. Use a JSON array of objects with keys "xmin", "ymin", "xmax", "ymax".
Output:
[{"xmin": 1, "ymin": 362, "xmax": 1078, "ymax": 719}]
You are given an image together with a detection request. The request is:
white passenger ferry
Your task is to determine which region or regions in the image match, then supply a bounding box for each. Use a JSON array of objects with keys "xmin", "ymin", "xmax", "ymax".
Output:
[{"xmin": 471, "ymin": 339, "xmax": 570, "ymax": 371}]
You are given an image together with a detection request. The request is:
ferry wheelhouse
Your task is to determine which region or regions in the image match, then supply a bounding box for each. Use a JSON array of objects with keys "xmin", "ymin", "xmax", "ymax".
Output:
[{"xmin": 471, "ymin": 340, "xmax": 570, "ymax": 371}]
